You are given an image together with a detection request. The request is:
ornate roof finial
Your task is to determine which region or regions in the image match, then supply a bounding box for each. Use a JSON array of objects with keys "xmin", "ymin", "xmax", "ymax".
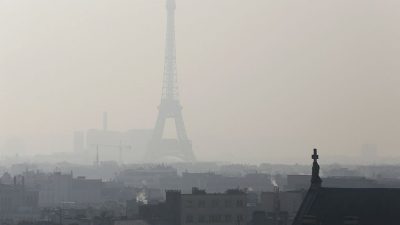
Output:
[{"xmin": 311, "ymin": 148, "xmax": 322, "ymax": 188}]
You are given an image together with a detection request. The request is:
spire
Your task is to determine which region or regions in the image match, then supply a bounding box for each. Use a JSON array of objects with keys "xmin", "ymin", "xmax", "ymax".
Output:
[
  {"xmin": 166, "ymin": 0, "xmax": 176, "ymax": 11},
  {"xmin": 162, "ymin": 0, "xmax": 179, "ymax": 101},
  {"xmin": 311, "ymin": 148, "xmax": 322, "ymax": 188},
  {"xmin": 312, "ymin": 148, "xmax": 319, "ymax": 162}
]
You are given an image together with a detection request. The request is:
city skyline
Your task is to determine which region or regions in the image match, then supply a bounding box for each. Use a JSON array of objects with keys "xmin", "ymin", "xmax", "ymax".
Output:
[
  {"xmin": 0, "ymin": 1, "xmax": 399, "ymax": 223},
  {"xmin": 0, "ymin": 0, "xmax": 400, "ymax": 163}
]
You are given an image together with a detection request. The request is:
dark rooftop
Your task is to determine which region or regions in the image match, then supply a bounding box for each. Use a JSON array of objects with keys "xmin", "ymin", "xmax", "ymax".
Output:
[{"xmin": 304, "ymin": 187, "xmax": 400, "ymax": 225}]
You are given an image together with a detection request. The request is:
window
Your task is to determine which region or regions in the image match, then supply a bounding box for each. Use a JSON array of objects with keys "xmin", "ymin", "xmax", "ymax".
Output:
[
  {"xmin": 186, "ymin": 200, "xmax": 194, "ymax": 208},
  {"xmin": 215, "ymin": 215, "xmax": 222, "ymax": 222},
  {"xmin": 237, "ymin": 215, "xmax": 244, "ymax": 222},
  {"xmin": 225, "ymin": 215, "xmax": 232, "ymax": 222},
  {"xmin": 209, "ymin": 215, "xmax": 215, "ymax": 223},
  {"xmin": 208, "ymin": 215, "xmax": 222, "ymax": 223},
  {"xmin": 198, "ymin": 200, "xmax": 206, "ymax": 208},
  {"xmin": 236, "ymin": 200, "xmax": 244, "ymax": 207},
  {"xmin": 186, "ymin": 215, "xmax": 194, "ymax": 223},
  {"xmin": 198, "ymin": 215, "xmax": 206, "ymax": 223},
  {"xmin": 224, "ymin": 200, "xmax": 232, "ymax": 208},
  {"xmin": 211, "ymin": 199, "xmax": 219, "ymax": 207}
]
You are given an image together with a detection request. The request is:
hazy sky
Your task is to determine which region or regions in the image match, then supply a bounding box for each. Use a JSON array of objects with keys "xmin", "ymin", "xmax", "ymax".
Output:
[{"xmin": 0, "ymin": 0, "xmax": 399, "ymax": 163}]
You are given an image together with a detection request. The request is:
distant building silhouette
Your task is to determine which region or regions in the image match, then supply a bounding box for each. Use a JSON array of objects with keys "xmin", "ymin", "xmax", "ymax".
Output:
[
  {"xmin": 73, "ymin": 131, "xmax": 85, "ymax": 153},
  {"xmin": 73, "ymin": 113, "xmax": 152, "ymax": 163},
  {"xmin": 139, "ymin": 188, "xmax": 247, "ymax": 225},
  {"xmin": 86, "ymin": 128, "xmax": 152, "ymax": 163}
]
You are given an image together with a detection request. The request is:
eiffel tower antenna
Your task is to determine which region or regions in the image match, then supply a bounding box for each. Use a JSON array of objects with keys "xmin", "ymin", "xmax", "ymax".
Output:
[{"xmin": 145, "ymin": 0, "xmax": 195, "ymax": 162}]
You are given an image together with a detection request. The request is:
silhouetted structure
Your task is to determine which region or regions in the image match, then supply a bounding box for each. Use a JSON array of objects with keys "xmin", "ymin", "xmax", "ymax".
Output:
[
  {"xmin": 179, "ymin": 172, "xmax": 274, "ymax": 193},
  {"xmin": 0, "ymin": 177, "xmax": 39, "ymax": 222},
  {"xmin": 286, "ymin": 174, "xmax": 380, "ymax": 190},
  {"xmin": 180, "ymin": 188, "xmax": 247, "ymax": 225},
  {"xmin": 139, "ymin": 188, "xmax": 247, "ymax": 225},
  {"xmin": 145, "ymin": 0, "xmax": 195, "ymax": 162},
  {"xmin": 86, "ymin": 128, "xmax": 152, "ymax": 163},
  {"xmin": 73, "ymin": 131, "xmax": 85, "ymax": 153},
  {"xmin": 77, "ymin": 113, "xmax": 152, "ymax": 164},
  {"xmin": 260, "ymin": 187, "xmax": 302, "ymax": 224},
  {"xmin": 292, "ymin": 149, "xmax": 400, "ymax": 225}
]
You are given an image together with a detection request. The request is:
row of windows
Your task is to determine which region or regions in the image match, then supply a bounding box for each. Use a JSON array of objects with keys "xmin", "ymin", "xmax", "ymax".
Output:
[
  {"xmin": 185, "ymin": 214, "xmax": 245, "ymax": 223},
  {"xmin": 185, "ymin": 199, "xmax": 245, "ymax": 208}
]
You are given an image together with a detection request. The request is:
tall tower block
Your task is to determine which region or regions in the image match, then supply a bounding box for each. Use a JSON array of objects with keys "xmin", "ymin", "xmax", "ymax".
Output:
[{"xmin": 145, "ymin": 0, "xmax": 195, "ymax": 162}]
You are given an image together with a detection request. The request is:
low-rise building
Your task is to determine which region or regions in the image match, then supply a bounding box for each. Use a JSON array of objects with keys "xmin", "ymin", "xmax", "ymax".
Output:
[
  {"xmin": 139, "ymin": 188, "xmax": 249, "ymax": 225},
  {"xmin": 180, "ymin": 188, "xmax": 248, "ymax": 225},
  {"xmin": 260, "ymin": 188, "xmax": 305, "ymax": 224},
  {"xmin": 0, "ymin": 181, "xmax": 39, "ymax": 223}
]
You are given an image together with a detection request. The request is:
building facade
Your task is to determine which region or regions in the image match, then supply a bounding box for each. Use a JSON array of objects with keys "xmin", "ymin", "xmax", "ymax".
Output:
[{"xmin": 180, "ymin": 189, "xmax": 248, "ymax": 225}]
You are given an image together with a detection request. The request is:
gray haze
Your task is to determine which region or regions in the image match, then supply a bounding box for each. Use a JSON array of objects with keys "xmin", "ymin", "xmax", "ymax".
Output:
[{"xmin": 0, "ymin": 0, "xmax": 400, "ymax": 163}]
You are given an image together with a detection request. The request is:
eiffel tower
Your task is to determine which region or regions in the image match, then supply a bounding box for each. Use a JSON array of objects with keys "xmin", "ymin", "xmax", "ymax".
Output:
[{"xmin": 145, "ymin": 0, "xmax": 196, "ymax": 162}]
